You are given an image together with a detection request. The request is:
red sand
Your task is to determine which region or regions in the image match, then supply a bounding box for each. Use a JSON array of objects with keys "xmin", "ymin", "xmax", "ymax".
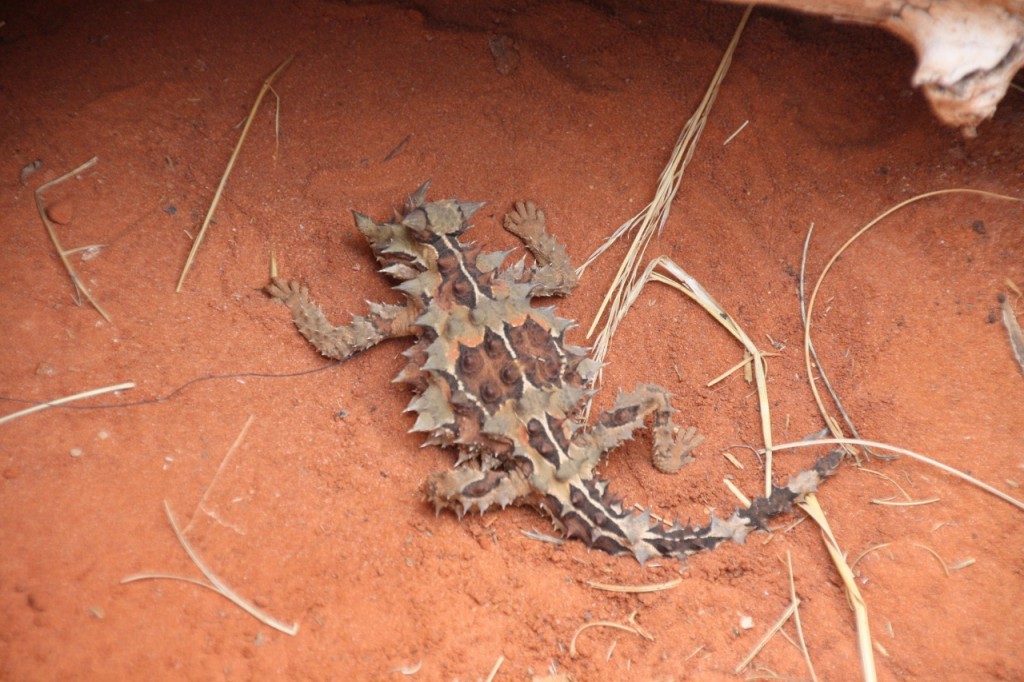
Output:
[{"xmin": 2, "ymin": 1, "xmax": 1023, "ymax": 679}]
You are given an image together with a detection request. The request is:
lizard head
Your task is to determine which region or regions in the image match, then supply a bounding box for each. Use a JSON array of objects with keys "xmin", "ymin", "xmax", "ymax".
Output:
[{"xmin": 351, "ymin": 181, "xmax": 485, "ymax": 283}]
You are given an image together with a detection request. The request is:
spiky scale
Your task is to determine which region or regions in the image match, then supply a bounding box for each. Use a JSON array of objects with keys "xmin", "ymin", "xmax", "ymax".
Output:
[
  {"xmin": 407, "ymin": 180, "xmax": 431, "ymax": 211},
  {"xmin": 477, "ymin": 248, "xmax": 514, "ymax": 273}
]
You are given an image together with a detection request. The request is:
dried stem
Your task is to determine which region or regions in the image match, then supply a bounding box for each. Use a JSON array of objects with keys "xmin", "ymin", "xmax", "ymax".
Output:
[
  {"xmin": 122, "ymin": 500, "xmax": 299, "ymax": 636},
  {"xmin": 34, "ymin": 156, "xmax": 111, "ymax": 321},
  {"xmin": 0, "ymin": 381, "xmax": 135, "ymax": 425},
  {"xmin": 802, "ymin": 189, "xmax": 1022, "ymax": 452},
  {"xmin": 176, "ymin": 55, "xmax": 294, "ymax": 291}
]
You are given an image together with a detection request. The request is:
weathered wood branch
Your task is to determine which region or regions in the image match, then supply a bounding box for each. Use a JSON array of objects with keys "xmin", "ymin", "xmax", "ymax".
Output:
[{"xmin": 716, "ymin": 0, "xmax": 1024, "ymax": 135}]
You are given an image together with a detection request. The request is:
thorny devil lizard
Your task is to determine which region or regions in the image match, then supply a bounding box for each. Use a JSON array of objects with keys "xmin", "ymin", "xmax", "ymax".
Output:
[{"xmin": 266, "ymin": 183, "xmax": 841, "ymax": 564}]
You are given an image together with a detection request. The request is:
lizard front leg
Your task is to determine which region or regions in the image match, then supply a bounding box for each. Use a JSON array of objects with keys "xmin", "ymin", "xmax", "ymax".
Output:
[
  {"xmin": 503, "ymin": 200, "xmax": 579, "ymax": 297},
  {"xmin": 266, "ymin": 278, "xmax": 420, "ymax": 360}
]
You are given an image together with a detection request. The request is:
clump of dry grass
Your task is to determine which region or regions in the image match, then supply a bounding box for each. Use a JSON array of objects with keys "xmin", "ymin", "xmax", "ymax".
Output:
[
  {"xmin": 580, "ymin": 5, "xmax": 752, "ymax": 358},
  {"xmin": 579, "ymin": 62, "xmax": 1023, "ymax": 682}
]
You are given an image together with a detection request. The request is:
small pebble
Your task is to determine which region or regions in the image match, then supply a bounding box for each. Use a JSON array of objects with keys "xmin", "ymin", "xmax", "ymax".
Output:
[
  {"xmin": 27, "ymin": 593, "xmax": 47, "ymax": 612},
  {"xmin": 20, "ymin": 159, "xmax": 42, "ymax": 184},
  {"xmin": 489, "ymin": 35, "xmax": 520, "ymax": 76},
  {"xmin": 70, "ymin": 448, "xmax": 84, "ymax": 458},
  {"xmin": 45, "ymin": 200, "xmax": 74, "ymax": 225}
]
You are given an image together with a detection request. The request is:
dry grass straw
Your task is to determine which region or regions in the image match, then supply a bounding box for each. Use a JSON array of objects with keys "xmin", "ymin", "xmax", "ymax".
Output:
[
  {"xmin": 121, "ymin": 500, "xmax": 299, "ymax": 635},
  {"xmin": 798, "ymin": 223, "xmax": 875, "ymax": 458},
  {"xmin": 586, "ymin": 577, "xmax": 682, "ymax": 593},
  {"xmin": 857, "ymin": 467, "xmax": 911, "ymax": 500},
  {"xmin": 1001, "ymin": 288, "xmax": 1024, "ymax": 374},
  {"xmin": 771, "ymin": 433, "xmax": 1024, "ymax": 681},
  {"xmin": 854, "ymin": 541, "xmax": 970, "ymax": 577},
  {"xmin": 484, "ymin": 656, "xmax": 504, "ymax": 682},
  {"xmin": 176, "ymin": 55, "xmax": 294, "ymax": 292},
  {"xmin": 184, "ymin": 414, "xmax": 254, "ymax": 535},
  {"xmin": 784, "ymin": 551, "xmax": 817, "ymax": 678},
  {"xmin": 34, "ymin": 156, "xmax": 111, "ymax": 321},
  {"xmin": 579, "ymin": 3, "xmax": 751, "ymax": 389},
  {"xmin": 790, "ymin": 191, "xmax": 1024, "ymax": 681},
  {"xmin": 391, "ymin": 661, "xmax": 423, "ymax": 675},
  {"xmin": 948, "ymin": 558, "xmax": 976, "ymax": 571},
  {"xmin": 723, "ymin": 452, "xmax": 745, "ymax": 469},
  {"xmin": 798, "ymin": 493, "xmax": 876, "ymax": 682},
  {"xmin": 520, "ymin": 529, "xmax": 565, "ymax": 545},
  {"xmin": 911, "ymin": 543, "xmax": 950, "ymax": 576},
  {"xmin": 579, "ymin": 2, "xmax": 751, "ymax": 312},
  {"xmin": 851, "ymin": 543, "xmax": 891, "ymax": 572},
  {"xmin": 0, "ymin": 381, "xmax": 135, "ymax": 426},
  {"xmin": 871, "ymin": 497, "xmax": 939, "ymax": 507},
  {"xmin": 723, "ymin": 476, "xmax": 751, "ymax": 507},
  {"xmin": 569, "ymin": 610, "xmax": 653, "ymax": 658},
  {"xmin": 801, "ymin": 188, "xmax": 1023, "ymax": 455},
  {"xmin": 734, "ymin": 552, "xmax": 816, "ymax": 679},
  {"xmin": 122, "ymin": 415, "xmax": 299, "ymax": 635},
  {"xmin": 722, "ymin": 119, "xmax": 748, "ymax": 146}
]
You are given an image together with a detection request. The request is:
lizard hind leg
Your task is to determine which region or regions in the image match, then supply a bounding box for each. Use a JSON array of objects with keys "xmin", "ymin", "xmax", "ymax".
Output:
[
  {"xmin": 423, "ymin": 465, "xmax": 534, "ymax": 517},
  {"xmin": 576, "ymin": 383, "xmax": 704, "ymax": 476}
]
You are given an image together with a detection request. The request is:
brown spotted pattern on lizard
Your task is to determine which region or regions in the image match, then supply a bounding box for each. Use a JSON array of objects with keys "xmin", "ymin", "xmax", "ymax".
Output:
[{"xmin": 266, "ymin": 183, "xmax": 840, "ymax": 563}]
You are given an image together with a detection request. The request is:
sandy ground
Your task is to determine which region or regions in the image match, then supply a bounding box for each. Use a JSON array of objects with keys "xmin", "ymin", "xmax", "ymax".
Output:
[{"xmin": 2, "ymin": 1, "xmax": 1023, "ymax": 680}]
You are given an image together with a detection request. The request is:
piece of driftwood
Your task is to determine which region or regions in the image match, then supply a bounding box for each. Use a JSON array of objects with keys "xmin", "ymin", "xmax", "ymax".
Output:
[{"xmin": 715, "ymin": 0, "xmax": 1024, "ymax": 136}]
